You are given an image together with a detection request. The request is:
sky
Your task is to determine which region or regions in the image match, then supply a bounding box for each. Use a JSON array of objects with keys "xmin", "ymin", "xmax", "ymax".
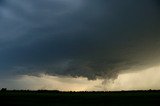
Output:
[{"xmin": 0, "ymin": 0, "xmax": 160, "ymax": 91}]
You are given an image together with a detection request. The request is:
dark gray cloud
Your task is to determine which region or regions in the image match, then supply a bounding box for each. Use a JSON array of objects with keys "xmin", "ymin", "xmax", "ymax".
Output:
[{"xmin": 0, "ymin": 0, "xmax": 160, "ymax": 79}]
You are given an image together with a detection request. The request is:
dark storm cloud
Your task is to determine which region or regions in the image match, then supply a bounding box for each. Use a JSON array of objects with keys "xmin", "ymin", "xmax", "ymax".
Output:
[{"xmin": 0, "ymin": 0, "xmax": 160, "ymax": 79}]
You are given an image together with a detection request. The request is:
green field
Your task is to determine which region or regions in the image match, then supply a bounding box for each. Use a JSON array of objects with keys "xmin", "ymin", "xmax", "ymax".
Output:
[{"xmin": 0, "ymin": 90, "xmax": 160, "ymax": 106}]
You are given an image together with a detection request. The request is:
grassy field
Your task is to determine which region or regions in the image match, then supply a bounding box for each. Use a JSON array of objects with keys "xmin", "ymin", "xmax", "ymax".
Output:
[{"xmin": 0, "ymin": 90, "xmax": 160, "ymax": 106}]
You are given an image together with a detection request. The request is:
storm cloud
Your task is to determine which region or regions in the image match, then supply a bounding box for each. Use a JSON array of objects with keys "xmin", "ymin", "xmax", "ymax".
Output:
[{"xmin": 0, "ymin": 0, "xmax": 160, "ymax": 80}]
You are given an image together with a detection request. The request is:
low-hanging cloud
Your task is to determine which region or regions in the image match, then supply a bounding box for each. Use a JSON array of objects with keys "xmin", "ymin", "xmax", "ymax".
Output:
[{"xmin": 0, "ymin": 0, "xmax": 160, "ymax": 80}]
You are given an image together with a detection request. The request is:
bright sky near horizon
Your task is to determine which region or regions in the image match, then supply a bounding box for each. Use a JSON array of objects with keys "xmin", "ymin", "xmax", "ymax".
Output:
[{"xmin": 0, "ymin": 0, "xmax": 160, "ymax": 91}]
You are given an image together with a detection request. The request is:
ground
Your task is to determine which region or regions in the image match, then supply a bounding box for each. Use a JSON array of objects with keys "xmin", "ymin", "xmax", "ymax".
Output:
[{"xmin": 0, "ymin": 90, "xmax": 160, "ymax": 106}]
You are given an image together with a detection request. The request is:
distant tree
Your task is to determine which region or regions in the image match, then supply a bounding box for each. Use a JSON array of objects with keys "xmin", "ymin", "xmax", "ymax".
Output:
[{"xmin": 1, "ymin": 88, "xmax": 7, "ymax": 91}]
